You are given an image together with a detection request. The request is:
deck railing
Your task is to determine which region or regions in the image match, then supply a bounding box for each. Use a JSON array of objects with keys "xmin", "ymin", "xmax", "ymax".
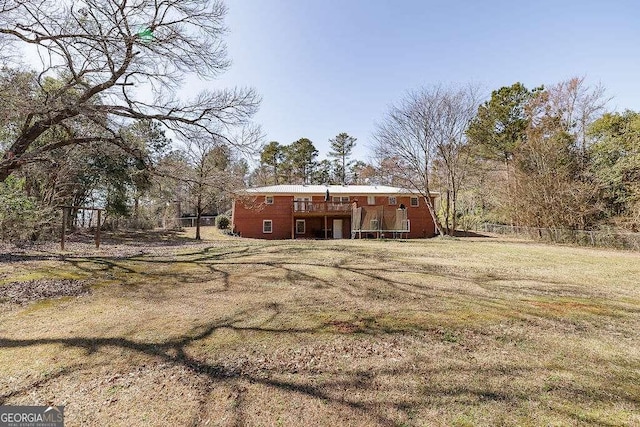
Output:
[{"xmin": 292, "ymin": 201, "xmax": 352, "ymax": 213}]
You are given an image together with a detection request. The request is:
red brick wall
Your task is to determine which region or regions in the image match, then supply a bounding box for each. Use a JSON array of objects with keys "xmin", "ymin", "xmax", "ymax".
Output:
[
  {"xmin": 405, "ymin": 195, "xmax": 438, "ymax": 238},
  {"xmin": 232, "ymin": 193, "xmax": 437, "ymax": 239},
  {"xmin": 232, "ymin": 195, "xmax": 293, "ymax": 239}
]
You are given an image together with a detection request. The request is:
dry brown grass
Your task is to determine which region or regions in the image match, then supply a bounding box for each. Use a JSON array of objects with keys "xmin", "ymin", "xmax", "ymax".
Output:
[{"xmin": 1, "ymin": 228, "xmax": 639, "ymax": 426}]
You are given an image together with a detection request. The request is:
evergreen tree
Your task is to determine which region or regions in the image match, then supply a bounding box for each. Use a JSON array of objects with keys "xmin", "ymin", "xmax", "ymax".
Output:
[
  {"xmin": 588, "ymin": 111, "xmax": 640, "ymax": 222},
  {"xmin": 466, "ymin": 83, "xmax": 542, "ymax": 168},
  {"xmin": 284, "ymin": 138, "xmax": 318, "ymax": 184},
  {"xmin": 328, "ymin": 133, "xmax": 357, "ymax": 185},
  {"xmin": 259, "ymin": 141, "xmax": 283, "ymax": 184}
]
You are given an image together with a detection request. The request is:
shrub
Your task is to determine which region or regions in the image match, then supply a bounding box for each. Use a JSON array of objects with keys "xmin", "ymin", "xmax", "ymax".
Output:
[
  {"xmin": 215, "ymin": 214, "xmax": 230, "ymax": 229},
  {"xmin": 0, "ymin": 176, "xmax": 55, "ymax": 241}
]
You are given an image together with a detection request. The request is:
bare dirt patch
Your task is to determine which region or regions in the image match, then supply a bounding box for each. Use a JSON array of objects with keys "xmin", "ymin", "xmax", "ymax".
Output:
[{"xmin": 0, "ymin": 279, "xmax": 90, "ymax": 305}]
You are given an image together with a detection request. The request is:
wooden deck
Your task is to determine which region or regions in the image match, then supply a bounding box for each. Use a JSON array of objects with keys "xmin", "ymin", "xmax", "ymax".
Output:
[{"xmin": 292, "ymin": 201, "xmax": 352, "ymax": 217}]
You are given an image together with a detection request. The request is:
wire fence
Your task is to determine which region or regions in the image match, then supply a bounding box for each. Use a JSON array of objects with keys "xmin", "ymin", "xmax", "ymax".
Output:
[
  {"xmin": 480, "ymin": 223, "xmax": 640, "ymax": 251},
  {"xmin": 173, "ymin": 216, "xmax": 217, "ymax": 228}
]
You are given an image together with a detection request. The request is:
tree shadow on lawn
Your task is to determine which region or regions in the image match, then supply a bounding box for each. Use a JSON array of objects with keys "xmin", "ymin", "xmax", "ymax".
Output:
[
  {"xmin": 1, "ymin": 305, "xmax": 637, "ymax": 426},
  {"xmin": 0, "ymin": 309, "xmax": 408, "ymax": 426},
  {"xmin": 2, "ymin": 243, "xmax": 639, "ymax": 425},
  {"xmin": 5, "ymin": 240, "xmax": 634, "ymax": 337},
  {"xmin": 5, "ymin": 241, "xmax": 631, "ymax": 322}
]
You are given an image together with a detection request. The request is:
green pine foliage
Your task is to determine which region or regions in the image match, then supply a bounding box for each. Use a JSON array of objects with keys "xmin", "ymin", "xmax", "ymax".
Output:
[
  {"xmin": 588, "ymin": 111, "xmax": 640, "ymax": 222},
  {"xmin": 328, "ymin": 132, "xmax": 357, "ymax": 185}
]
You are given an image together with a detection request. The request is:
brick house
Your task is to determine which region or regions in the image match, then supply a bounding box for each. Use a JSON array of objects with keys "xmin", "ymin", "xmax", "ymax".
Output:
[{"xmin": 231, "ymin": 185, "xmax": 438, "ymax": 239}]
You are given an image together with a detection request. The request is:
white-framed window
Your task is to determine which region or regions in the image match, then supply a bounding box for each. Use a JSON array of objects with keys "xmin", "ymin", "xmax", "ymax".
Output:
[
  {"xmin": 388, "ymin": 196, "xmax": 397, "ymax": 205},
  {"xmin": 332, "ymin": 196, "xmax": 350, "ymax": 203},
  {"xmin": 367, "ymin": 195, "xmax": 376, "ymax": 205},
  {"xmin": 295, "ymin": 219, "xmax": 306, "ymax": 234},
  {"xmin": 410, "ymin": 196, "xmax": 419, "ymax": 207},
  {"xmin": 263, "ymin": 220, "xmax": 273, "ymax": 233},
  {"xmin": 265, "ymin": 195, "xmax": 274, "ymax": 204}
]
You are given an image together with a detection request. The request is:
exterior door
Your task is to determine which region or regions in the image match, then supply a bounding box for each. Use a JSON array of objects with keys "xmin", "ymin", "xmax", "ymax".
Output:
[{"xmin": 333, "ymin": 219, "xmax": 343, "ymax": 239}]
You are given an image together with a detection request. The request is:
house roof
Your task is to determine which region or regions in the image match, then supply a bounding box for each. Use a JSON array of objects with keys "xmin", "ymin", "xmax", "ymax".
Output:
[{"xmin": 241, "ymin": 184, "xmax": 438, "ymax": 196}]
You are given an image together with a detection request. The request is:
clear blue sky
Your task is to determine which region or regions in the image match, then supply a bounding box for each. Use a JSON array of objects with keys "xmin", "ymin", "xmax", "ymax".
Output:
[{"xmin": 196, "ymin": 0, "xmax": 640, "ymax": 162}]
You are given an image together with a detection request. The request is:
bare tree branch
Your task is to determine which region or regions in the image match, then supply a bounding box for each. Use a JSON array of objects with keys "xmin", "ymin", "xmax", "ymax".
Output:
[
  {"xmin": 0, "ymin": 0, "xmax": 260, "ymax": 181},
  {"xmin": 373, "ymin": 84, "xmax": 480, "ymax": 235}
]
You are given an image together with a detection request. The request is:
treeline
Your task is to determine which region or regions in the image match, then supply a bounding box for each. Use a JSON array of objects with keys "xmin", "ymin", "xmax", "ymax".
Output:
[
  {"xmin": 4, "ymin": 76, "xmax": 639, "ymax": 242},
  {"xmin": 2, "ymin": 1, "xmax": 638, "ymax": 243},
  {"xmin": 251, "ymin": 133, "xmax": 365, "ymax": 186},
  {"xmin": 251, "ymin": 133, "xmax": 433, "ymax": 191},
  {"xmin": 0, "ymin": 0, "xmax": 261, "ymax": 241},
  {"xmin": 254, "ymin": 78, "xmax": 639, "ymax": 237},
  {"xmin": 0, "ymin": 70, "xmax": 248, "ymax": 241},
  {"xmin": 2, "ymin": 72, "xmax": 639, "ymax": 242},
  {"xmin": 459, "ymin": 77, "xmax": 639, "ymax": 234}
]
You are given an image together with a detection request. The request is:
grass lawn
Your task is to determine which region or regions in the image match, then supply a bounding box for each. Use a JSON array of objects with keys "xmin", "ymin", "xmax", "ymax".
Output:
[{"xmin": 1, "ymin": 228, "xmax": 639, "ymax": 426}]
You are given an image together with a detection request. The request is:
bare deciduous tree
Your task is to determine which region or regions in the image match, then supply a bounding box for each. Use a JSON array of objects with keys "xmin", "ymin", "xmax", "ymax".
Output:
[
  {"xmin": 155, "ymin": 129, "xmax": 248, "ymax": 240},
  {"xmin": 511, "ymin": 78, "xmax": 608, "ymax": 229},
  {"xmin": 0, "ymin": 0, "xmax": 260, "ymax": 181},
  {"xmin": 184, "ymin": 137, "xmax": 231, "ymax": 240},
  {"xmin": 431, "ymin": 86, "xmax": 481, "ymax": 233},
  {"xmin": 536, "ymin": 76, "xmax": 609, "ymax": 162},
  {"xmin": 373, "ymin": 85, "xmax": 480, "ymax": 235}
]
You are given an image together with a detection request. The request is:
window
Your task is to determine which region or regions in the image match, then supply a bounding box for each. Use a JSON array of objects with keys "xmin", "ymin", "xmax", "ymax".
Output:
[
  {"xmin": 410, "ymin": 196, "xmax": 419, "ymax": 207},
  {"xmin": 332, "ymin": 196, "xmax": 350, "ymax": 203},
  {"xmin": 388, "ymin": 196, "xmax": 397, "ymax": 205},
  {"xmin": 265, "ymin": 195, "xmax": 274, "ymax": 204},
  {"xmin": 295, "ymin": 219, "xmax": 306, "ymax": 234},
  {"xmin": 367, "ymin": 196, "xmax": 376, "ymax": 205},
  {"xmin": 263, "ymin": 220, "xmax": 273, "ymax": 233}
]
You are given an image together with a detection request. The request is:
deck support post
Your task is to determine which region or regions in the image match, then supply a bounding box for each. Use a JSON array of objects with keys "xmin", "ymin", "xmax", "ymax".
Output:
[
  {"xmin": 291, "ymin": 200, "xmax": 295, "ymax": 239},
  {"xmin": 291, "ymin": 215, "xmax": 295, "ymax": 239},
  {"xmin": 324, "ymin": 215, "xmax": 328, "ymax": 239}
]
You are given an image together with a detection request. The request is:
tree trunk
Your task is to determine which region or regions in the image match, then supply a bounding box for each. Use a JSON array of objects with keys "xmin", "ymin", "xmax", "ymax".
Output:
[
  {"xmin": 342, "ymin": 154, "xmax": 346, "ymax": 185},
  {"xmin": 505, "ymin": 155, "xmax": 515, "ymax": 226},
  {"xmin": 134, "ymin": 196, "xmax": 140, "ymax": 219},
  {"xmin": 195, "ymin": 199, "xmax": 202, "ymax": 240},
  {"xmin": 423, "ymin": 195, "xmax": 444, "ymax": 237},
  {"xmin": 444, "ymin": 189, "xmax": 451, "ymax": 235},
  {"xmin": 451, "ymin": 186, "xmax": 458, "ymax": 234}
]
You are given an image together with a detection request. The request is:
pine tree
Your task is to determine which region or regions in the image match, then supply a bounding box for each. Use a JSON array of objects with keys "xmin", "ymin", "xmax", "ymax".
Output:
[{"xmin": 328, "ymin": 133, "xmax": 357, "ymax": 185}]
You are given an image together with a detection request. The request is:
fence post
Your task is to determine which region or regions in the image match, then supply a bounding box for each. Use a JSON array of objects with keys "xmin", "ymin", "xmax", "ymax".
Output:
[{"xmin": 95, "ymin": 210, "xmax": 101, "ymax": 249}]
